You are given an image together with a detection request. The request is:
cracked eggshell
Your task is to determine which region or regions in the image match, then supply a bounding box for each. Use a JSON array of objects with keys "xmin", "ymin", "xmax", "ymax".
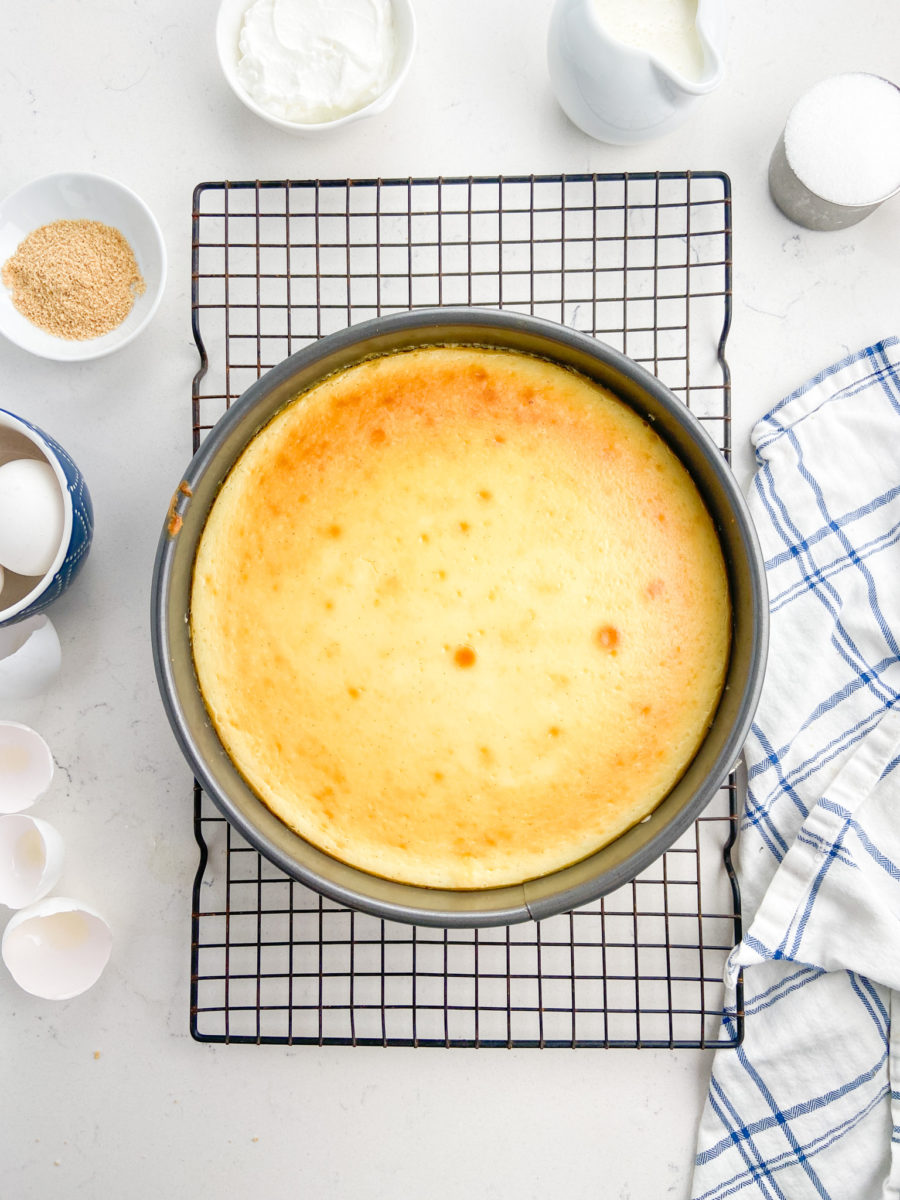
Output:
[
  {"xmin": 1, "ymin": 896, "xmax": 112, "ymax": 999},
  {"xmin": 0, "ymin": 813, "xmax": 64, "ymax": 908},
  {"xmin": 0, "ymin": 721, "xmax": 54, "ymax": 813},
  {"xmin": 0, "ymin": 614, "xmax": 62, "ymax": 700}
]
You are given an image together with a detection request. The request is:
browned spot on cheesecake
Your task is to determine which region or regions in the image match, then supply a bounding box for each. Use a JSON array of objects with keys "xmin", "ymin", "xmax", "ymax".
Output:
[{"xmin": 595, "ymin": 625, "xmax": 620, "ymax": 652}]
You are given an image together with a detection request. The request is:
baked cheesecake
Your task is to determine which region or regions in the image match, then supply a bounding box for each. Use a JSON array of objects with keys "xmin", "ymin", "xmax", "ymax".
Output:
[{"xmin": 190, "ymin": 345, "xmax": 731, "ymax": 889}]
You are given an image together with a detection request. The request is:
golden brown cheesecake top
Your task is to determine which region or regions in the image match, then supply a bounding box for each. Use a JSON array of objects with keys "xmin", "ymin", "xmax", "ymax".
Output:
[{"xmin": 190, "ymin": 345, "xmax": 731, "ymax": 889}]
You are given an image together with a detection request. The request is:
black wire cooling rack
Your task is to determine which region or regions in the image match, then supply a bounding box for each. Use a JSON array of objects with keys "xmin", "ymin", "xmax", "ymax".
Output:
[{"xmin": 189, "ymin": 173, "xmax": 742, "ymax": 1047}]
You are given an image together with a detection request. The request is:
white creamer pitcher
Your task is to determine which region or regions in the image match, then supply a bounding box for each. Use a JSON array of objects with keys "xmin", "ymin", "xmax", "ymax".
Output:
[{"xmin": 547, "ymin": 0, "xmax": 727, "ymax": 144}]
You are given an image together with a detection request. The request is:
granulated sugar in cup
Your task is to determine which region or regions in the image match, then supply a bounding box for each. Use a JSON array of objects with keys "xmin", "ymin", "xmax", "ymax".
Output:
[{"xmin": 769, "ymin": 73, "xmax": 900, "ymax": 230}]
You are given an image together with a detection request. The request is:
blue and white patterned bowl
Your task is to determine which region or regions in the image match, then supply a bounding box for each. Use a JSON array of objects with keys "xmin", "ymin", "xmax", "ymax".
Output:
[{"xmin": 0, "ymin": 409, "xmax": 93, "ymax": 628}]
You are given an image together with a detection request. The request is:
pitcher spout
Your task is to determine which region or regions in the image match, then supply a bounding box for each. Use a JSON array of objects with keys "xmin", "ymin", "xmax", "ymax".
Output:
[{"xmin": 647, "ymin": 0, "xmax": 727, "ymax": 95}]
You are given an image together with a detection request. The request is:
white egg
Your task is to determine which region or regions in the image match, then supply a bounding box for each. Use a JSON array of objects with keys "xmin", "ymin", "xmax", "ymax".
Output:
[
  {"xmin": 0, "ymin": 813, "xmax": 65, "ymax": 908},
  {"xmin": 0, "ymin": 614, "xmax": 62, "ymax": 700},
  {"xmin": 1, "ymin": 896, "xmax": 112, "ymax": 999},
  {"xmin": 0, "ymin": 721, "xmax": 54, "ymax": 813},
  {"xmin": 0, "ymin": 458, "xmax": 65, "ymax": 577}
]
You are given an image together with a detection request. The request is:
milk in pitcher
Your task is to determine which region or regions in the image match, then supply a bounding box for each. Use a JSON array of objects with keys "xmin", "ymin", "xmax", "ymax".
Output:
[{"xmin": 591, "ymin": 0, "xmax": 705, "ymax": 81}]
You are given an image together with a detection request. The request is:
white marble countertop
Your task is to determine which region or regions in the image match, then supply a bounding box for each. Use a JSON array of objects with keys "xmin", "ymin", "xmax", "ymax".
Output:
[{"xmin": 2, "ymin": 2, "xmax": 899, "ymax": 1196}]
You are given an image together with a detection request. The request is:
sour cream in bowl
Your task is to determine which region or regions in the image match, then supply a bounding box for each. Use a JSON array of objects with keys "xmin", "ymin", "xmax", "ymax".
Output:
[{"xmin": 216, "ymin": 0, "xmax": 417, "ymax": 134}]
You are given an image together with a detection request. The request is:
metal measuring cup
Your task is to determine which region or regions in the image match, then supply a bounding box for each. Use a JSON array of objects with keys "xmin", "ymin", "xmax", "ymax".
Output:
[{"xmin": 769, "ymin": 73, "xmax": 900, "ymax": 231}]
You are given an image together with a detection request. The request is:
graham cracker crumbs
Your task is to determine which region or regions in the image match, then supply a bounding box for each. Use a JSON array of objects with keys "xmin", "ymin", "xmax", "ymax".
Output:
[{"xmin": 2, "ymin": 218, "xmax": 146, "ymax": 340}]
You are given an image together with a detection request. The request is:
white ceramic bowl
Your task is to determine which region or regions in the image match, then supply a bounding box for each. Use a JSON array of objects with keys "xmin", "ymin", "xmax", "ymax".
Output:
[
  {"xmin": 216, "ymin": 0, "xmax": 417, "ymax": 135},
  {"xmin": 0, "ymin": 172, "xmax": 167, "ymax": 362}
]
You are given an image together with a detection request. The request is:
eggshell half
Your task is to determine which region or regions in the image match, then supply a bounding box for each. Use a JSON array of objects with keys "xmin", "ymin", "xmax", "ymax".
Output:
[
  {"xmin": 0, "ymin": 722, "xmax": 54, "ymax": 813},
  {"xmin": 1, "ymin": 896, "xmax": 112, "ymax": 999},
  {"xmin": 0, "ymin": 615, "xmax": 62, "ymax": 700},
  {"xmin": 0, "ymin": 813, "xmax": 65, "ymax": 908}
]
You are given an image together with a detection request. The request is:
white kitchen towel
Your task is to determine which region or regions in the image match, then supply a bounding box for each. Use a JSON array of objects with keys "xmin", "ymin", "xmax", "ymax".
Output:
[{"xmin": 691, "ymin": 337, "xmax": 900, "ymax": 1200}]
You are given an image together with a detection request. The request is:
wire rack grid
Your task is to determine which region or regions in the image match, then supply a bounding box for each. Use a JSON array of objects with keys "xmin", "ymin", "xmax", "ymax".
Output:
[{"xmin": 189, "ymin": 172, "xmax": 742, "ymax": 1048}]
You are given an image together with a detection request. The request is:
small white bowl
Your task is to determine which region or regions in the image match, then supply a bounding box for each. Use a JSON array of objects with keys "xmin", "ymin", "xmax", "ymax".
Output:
[
  {"xmin": 216, "ymin": 0, "xmax": 416, "ymax": 135},
  {"xmin": 0, "ymin": 172, "xmax": 167, "ymax": 361}
]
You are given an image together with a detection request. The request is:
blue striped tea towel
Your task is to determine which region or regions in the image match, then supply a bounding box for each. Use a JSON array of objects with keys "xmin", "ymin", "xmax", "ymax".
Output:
[{"xmin": 692, "ymin": 338, "xmax": 900, "ymax": 1200}]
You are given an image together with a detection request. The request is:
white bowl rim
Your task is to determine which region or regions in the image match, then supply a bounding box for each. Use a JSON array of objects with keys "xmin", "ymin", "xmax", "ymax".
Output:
[
  {"xmin": 215, "ymin": 0, "xmax": 418, "ymax": 134},
  {"xmin": 0, "ymin": 169, "xmax": 167, "ymax": 362}
]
